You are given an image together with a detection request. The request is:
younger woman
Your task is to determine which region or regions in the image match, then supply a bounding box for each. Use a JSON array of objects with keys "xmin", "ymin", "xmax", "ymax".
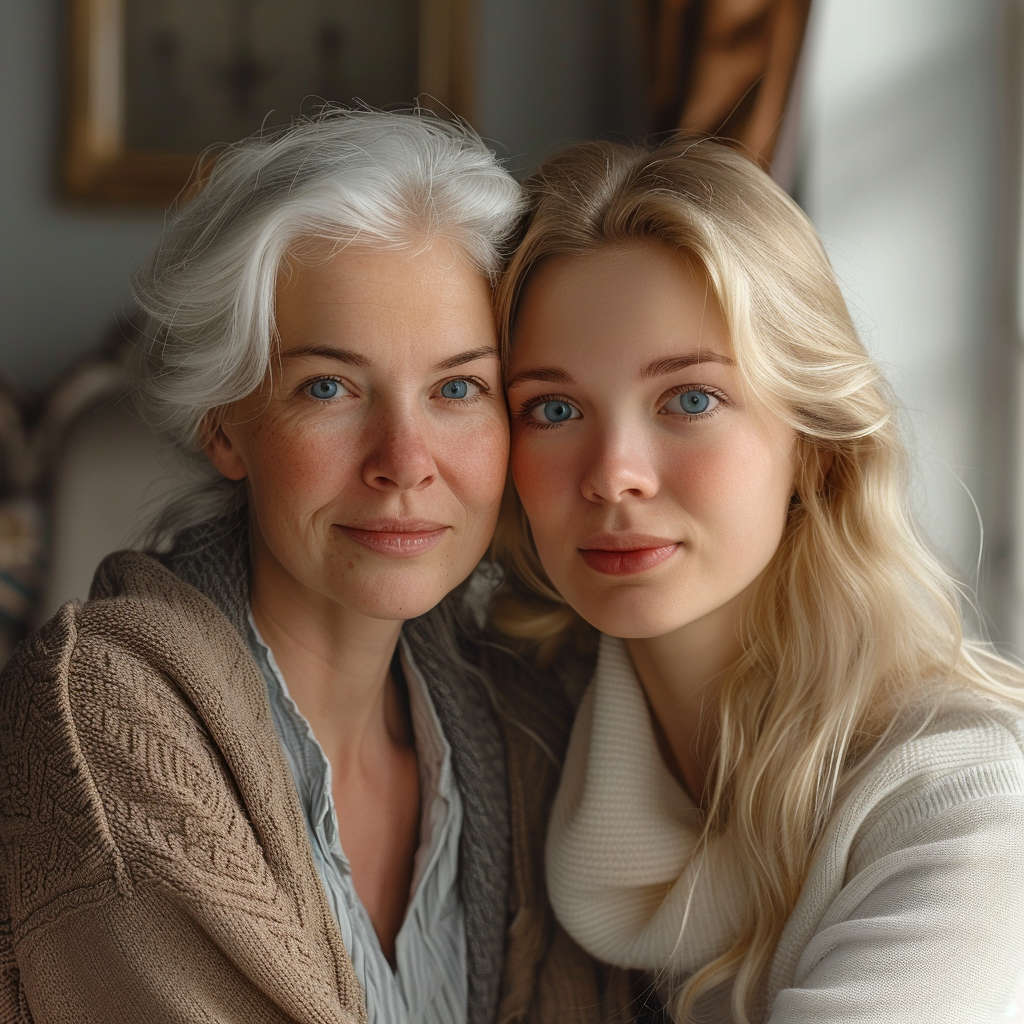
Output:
[{"xmin": 493, "ymin": 137, "xmax": 1024, "ymax": 1023}]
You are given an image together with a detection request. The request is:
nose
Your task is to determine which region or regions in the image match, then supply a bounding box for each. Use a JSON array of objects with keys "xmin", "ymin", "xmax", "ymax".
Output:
[
  {"xmin": 580, "ymin": 426, "xmax": 659, "ymax": 503},
  {"xmin": 361, "ymin": 402, "xmax": 438, "ymax": 492}
]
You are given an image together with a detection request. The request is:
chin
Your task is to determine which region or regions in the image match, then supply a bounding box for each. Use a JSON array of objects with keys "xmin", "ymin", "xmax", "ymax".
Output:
[
  {"xmin": 340, "ymin": 589, "xmax": 446, "ymax": 622},
  {"xmin": 331, "ymin": 566, "xmax": 459, "ymax": 621},
  {"xmin": 567, "ymin": 585, "xmax": 689, "ymax": 640}
]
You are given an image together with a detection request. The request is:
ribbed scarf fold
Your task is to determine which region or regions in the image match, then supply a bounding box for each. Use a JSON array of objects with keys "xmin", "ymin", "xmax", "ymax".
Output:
[{"xmin": 545, "ymin": 634, "xmax": 746, "ymax": 977}]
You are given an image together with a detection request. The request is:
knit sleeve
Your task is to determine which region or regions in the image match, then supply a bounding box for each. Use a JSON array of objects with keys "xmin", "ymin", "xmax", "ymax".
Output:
[
  {"xmin": 767, "ymin": 757, "xmax": 1024, "ymax": 1024},
  {"xmin": 0, "ymin": 603, "xmax": 128, "ymax": 1023},
  {"xmin": 0, "ymin": 593, "xmax": 360, "ymax": 1024},
  {"xmin": 1, "ymin": 877, "xmax": 33, "ymax": 1024}
]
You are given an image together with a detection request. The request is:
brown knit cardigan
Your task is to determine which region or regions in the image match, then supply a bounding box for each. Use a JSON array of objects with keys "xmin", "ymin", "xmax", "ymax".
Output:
[{"xmin": 0, "ymin": 520, "xmax": 637, "ymax": 1024}]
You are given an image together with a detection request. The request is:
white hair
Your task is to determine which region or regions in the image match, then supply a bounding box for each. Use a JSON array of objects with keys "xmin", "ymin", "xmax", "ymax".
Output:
[{"xmin": 131, "ymin": 107, "xmax": 524, "ymax": 537}]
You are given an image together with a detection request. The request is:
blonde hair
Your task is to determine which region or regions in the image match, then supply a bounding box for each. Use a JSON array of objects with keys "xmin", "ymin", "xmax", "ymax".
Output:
[{"xmin": 491, "ymin": 137, "xmax": 1024, "ymax": 1021}]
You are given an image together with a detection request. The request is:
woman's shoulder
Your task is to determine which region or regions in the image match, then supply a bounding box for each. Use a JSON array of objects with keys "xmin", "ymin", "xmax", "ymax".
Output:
[
  {"xmin": 3, "ymin": 550, "xmax": 160, "ymax": 690},
  {"xmin": 3, "ymin": 544, "xmax": 244, "ymax": 747},
  {"xmin": 854, "ymin": 694, "xmax": 1024, "ymax": 797},
  {"xmin": 0, "ymin": 550, "xmax": 242, "ymax": 922},
  {"xmin": 4, "ymin": 548, "xmax": 232, "ymax": 697},
  {"xmin": 0, "ymin": 548, "xmax": 348, "ymax": 1019},
  {"xmin": 1, "ymin": 545, "xmax": 260, "ymax": 815},
  {"xmin": 833, "ymin": 694, "xmax": 1024, "ymax": 871},
  {"xmin": 771, "ymin": 695, "xmax": 1024, "ymax": 1017}
]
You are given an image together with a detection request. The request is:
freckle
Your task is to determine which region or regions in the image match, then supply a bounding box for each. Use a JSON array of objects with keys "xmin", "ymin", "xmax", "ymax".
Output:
[{"xmin": 347, "ymin": 561, "xmax": 354, "ymax": 570}]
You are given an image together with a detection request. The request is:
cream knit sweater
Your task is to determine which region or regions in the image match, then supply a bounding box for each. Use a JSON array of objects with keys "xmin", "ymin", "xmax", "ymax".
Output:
[{"xmin": 546, "ymin": 635, "xmax": 1024, "ymax": 1023}]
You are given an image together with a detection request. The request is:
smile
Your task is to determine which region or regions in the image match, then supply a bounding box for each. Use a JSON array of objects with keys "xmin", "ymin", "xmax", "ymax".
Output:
[
  {"xmin": 579, "ymin": 542, "xmax": 679, "ymax": 576},
  {"xmin": 337, "ymin": 520, "xmax": 449, "ymax": 557}
]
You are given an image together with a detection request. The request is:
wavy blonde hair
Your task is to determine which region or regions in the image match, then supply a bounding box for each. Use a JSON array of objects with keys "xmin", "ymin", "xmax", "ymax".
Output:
[{"xmin": 491, "ymin": 137, "xmax": 1024, "ymax": 1022}]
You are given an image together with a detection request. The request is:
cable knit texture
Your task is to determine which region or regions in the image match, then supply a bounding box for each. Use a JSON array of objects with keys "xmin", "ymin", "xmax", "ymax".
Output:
[
  {"xmin": 547, "ymin": 634, "xmax": 1024, "ymax": 1023},
  {"xmin": 167, "ymin": 513, "xmax": 510, "ymax": 1024},
  {"xmin": 0, "ymin": 517, "xmax": 638, "ymax": 1024}
]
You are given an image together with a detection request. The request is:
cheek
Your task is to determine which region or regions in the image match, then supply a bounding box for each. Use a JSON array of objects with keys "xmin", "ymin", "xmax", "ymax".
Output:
[
  {"xmin": 665, "ymin": 432, "xmax": 794, "ymax": 540},
  {"xmin": 245, "ymin": 416, "xmax": 356, "ymax": 514},
  {"xmin": 509, "ymin": 436, "xmax": 581, "ymax": 564},
  {"xmin": 510, "ymin": 437, "xmax": 570, "ymax": 516},
  {"xmin": 438, "ymin": 414, "xmax": 509, "ymax": 514}
]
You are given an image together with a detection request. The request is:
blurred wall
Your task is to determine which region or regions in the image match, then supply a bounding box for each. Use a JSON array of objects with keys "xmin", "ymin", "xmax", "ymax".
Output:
[
  {"xmin": 475, "ymin": 0, "xmax": 644, "ymax": 172},
  {"xmin": 800, "ymin": 0, "xmax": 1017, "ymax": 639},
  {"xmin": 0, "ymin": 0, "xmax": 643, "ymax": 391},
  {"xmin": 0, "ymin": 0, "xmax": 164, "ymax": 389}
]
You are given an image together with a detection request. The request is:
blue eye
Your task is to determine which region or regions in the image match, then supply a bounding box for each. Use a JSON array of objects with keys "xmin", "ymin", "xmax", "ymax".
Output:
[
  {"xmin": 441, "ymin": 379, "xmax": 472, "ymax": 400},
  {"xmin": 529, "ymin": 400, "xmax": 579, "ymax": 424},
  {"xmin": 307, "ymin": 378, "xmax": 340, "ymax": 400},
  {"xmin": 664, "ymin": 389, "xmax": 718, "ymax": 416}
]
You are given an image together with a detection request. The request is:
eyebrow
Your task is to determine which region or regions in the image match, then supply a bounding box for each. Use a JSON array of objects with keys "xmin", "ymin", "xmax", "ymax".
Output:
[
  {"xmin": 507, "ymin": 351, "xmax": 733, "ymax": 389},
  {"xmin": 282, "ymin": 345, "xmax": 370, "ymax": 367},
  {"xmin": 506, "ymin": 366, "xmax": 576, "ymax": 389},
  {"xmin": 282, "ymin": 344, "xmax": 499, "ymax": 372},
  {"xmin": 640, "ymin": 352, "xmax": 734, "ymax": 378},
  {"xmin": 433, "ymin": 346, "xmax": 500, "ymax": 371}
]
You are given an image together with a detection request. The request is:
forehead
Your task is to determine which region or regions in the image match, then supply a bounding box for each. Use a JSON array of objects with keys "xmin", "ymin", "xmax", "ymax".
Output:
[
  {"xmin": 511, "ymin": 242, "xmax": 733, "ymax": 370},
  {"xmin": 275, "ymin": 242, "xmax": 494, "ymax": 356}
]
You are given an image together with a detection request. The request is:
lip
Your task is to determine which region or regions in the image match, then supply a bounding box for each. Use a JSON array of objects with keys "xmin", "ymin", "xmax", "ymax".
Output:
[
  {"xmin": 578, "ymin": 534, "xmax": 680, "ymax": 576},
  {"xmin": 337, "ymin": 519, "xmax": 449, "ymax": 557}
]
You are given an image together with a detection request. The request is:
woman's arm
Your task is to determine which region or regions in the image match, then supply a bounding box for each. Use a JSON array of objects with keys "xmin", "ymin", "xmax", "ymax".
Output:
[
  {"xmin": 1, "ymin": 593, "xmax": 359, "ymax": 1024},
  {"xmin": 767, "ymin": 756, "xmax": 1024, "ymax": 1023}
]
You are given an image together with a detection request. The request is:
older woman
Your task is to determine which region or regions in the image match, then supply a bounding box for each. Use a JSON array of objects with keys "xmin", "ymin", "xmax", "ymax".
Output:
[{"xmin": 0, "ymin": 111, "xmax": 633, "ymax": 1024}]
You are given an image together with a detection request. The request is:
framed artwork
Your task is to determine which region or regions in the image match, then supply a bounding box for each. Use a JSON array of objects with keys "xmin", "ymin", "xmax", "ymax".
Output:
[{"xmin": 63, "ymin": 0, "xmax": 475, "ymax": 204}]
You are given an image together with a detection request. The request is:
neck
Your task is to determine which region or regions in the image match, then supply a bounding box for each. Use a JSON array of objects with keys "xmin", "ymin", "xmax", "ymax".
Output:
[
  {"xmin": 248, "ymin": 532, "xmax": 410, "ymax": 775},
  {"xmin": 625, "ymin": 591, "xmax": 745, "ymax": 803}
]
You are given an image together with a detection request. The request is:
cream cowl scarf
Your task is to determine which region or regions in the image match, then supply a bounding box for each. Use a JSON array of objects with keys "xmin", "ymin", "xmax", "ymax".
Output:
[
  {"xmin": 546, "ymin": 634, "xmax": 1024, "ymax": 1023},
  {"xmin": 545, "ymin": 635, "xmax": 745, "ymax": 975}
]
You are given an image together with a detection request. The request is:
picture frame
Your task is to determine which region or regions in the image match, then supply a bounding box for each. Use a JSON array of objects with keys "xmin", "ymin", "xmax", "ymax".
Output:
[{"xmin": 62, "ymin": 0, "xmax": 476, "ymax": 204}]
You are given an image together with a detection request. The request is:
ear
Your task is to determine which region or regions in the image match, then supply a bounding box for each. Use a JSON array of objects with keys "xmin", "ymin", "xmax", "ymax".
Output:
[{"xmin": 203, "ymin": 413, "xmax": 248, "ymax": 481}]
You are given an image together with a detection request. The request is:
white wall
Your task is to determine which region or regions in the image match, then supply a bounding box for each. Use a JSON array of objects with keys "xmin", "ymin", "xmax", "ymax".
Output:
[{"xmin": 801, "ymin": 0, "xmax": 1015, "ymax": 636}]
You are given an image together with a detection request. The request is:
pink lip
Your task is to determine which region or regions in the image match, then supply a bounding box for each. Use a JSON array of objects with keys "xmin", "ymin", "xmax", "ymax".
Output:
[
  {"xmin": 337, "ymin": 519, "xmax": 449, "ymax": 557},
  {"xmin": 579, "ymin": 534, "xmax": 680, "ymax": 576}
]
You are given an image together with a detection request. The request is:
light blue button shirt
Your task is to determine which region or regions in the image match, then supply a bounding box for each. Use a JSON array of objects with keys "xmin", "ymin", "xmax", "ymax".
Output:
[{"xmin": 248, "ymin": 614, "xmax": 468, "ymax": 1024}]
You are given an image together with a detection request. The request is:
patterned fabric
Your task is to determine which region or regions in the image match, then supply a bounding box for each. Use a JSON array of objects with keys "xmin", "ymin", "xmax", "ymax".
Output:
[
  {"xmin": 1, "ymin": 549, "xmax": 364, "ymax": 1024},
  {"xmin": 250, "ymin": 618, "xmax": 468, "ymax": 1024}
]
